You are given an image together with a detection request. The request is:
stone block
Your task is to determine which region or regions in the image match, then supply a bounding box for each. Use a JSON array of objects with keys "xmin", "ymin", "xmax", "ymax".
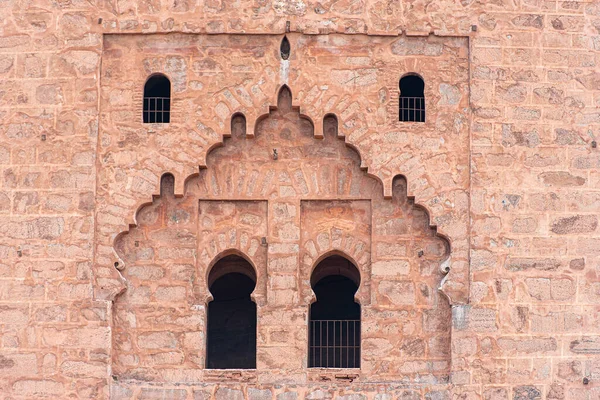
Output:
[
  {"xmin": 215, "ymin": 388, "xmax": 244, "ymax": 400},
  {"xmin": 551, "ymin": 215, "xmax": 598, "ymax": 234},
  {"xmin": 137, "ymin": 332, "xmax": 178, "ymax": 349},
  {"xmin": 278, "ymin": 392, "xmax": 299, "ymax": 400},
  {"xmin": 512, "ymin": 386, "xmax": 541, "ymax": 400},
  {"xmin": 497, "ymin": 337, "xmax": 557, "ymax": 354},
  {"xmin": 0, "ymin": 305, "xmax": 29, "ymax": 325},
  {"xmin": 249, "ymin": 388, "xmax": 272, "ymax": 400},
  {"xmin": 376, "ymin": 281, "xmax": 415, "ymax": 305},
  {"xmin": 138, "ymin": 388, "xmax": 189, "ymax": 399},
  {"xmin": 12, "ymin": 380, "xmax": 64, "ymax": 397},
  {"xmin": 569, "ymin": 336, "xmax": 600, "ymax": 354},
  {"xmin": 483, "ymin": 388, "xmax": 508, "ymax": 400},
  {"xmin": 60, "ymin": 360, "xmax": 105, "ymax": 378},
  {"xmin": 505, "ymin": 258, "xmax": 560, "ymax": 271},
  {"xmin": 0, "ymin": 353, "xmax": 38, "ymax": 376}
]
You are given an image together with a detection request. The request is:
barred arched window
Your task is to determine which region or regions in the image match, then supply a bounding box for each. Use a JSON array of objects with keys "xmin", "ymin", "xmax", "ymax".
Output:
[
  {"xmin": 206, "ymin": 254, "xmax": 257, "ymax": 369},
  {"xmin": 309, "ymin": 255, "xmax": 360, "ymax": 368},
  {"xmin": 399, "ymin": 74, "xmax": 425, "ymax": 122},
  {"xmin": 143, "ymin": 74, "xmax": 171, "ymax": 123}
]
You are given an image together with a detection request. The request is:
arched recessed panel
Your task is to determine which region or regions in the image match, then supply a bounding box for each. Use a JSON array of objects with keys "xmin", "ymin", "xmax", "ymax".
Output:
[
  {"xmin": 309, "ymin": 255, "xmax": 360, "ymax": 369},
  {"xmin": 206, "ymin": 254, "xmax": 257, "ymax": 369},
  {"xmin": 277, "ymin": 85, "xmax": 292, "ymax": 111},
  {"xmin": 231, "ymin": 113, "xmax": 247, "ymax": 138},
  {"xmin": 399, "ymin": 74, "xmax": 425, "ymax": 122},
  {"xmin": 143, "ymin": 74, "xmax": 171, "ymax": 123},
  {"xmin": 159, "ymin": 173, "xmax": 175, "ymax": 197}
]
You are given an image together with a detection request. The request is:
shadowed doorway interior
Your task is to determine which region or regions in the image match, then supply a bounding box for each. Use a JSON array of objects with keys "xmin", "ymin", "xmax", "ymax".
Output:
[
  {"xmin": 206, "ymin": 254, "xmax": 257, "ymax": 369},
  {"xmin": 309, "ymin": 255, "xmax": 361, "ymax": 368}
]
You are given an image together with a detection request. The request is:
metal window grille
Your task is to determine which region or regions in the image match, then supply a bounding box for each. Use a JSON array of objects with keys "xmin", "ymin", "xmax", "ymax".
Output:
[
  {"xmin": 143, "ymin": 97, "xmax": 171, "ymax": 123},
  {"xmin": 399, "ymin": 96, "xmax": 425, "ymax": 122},
  {"xmin": 309, "ymin": 320, "xmax": 360, "ymax": 368}
]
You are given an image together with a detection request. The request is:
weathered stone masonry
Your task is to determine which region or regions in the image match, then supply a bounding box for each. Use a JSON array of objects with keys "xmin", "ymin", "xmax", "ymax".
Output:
[{"xmin": 1, "ymin": 1, "xmax": 599, "ymax": 399}]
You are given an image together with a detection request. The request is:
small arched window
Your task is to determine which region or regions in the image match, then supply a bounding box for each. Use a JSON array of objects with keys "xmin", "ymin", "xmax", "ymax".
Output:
[
  {"xmin": 143, "ymin": 74, "xmax": 171, "ymax": 124},
  {"xmin": 206, "ymin": 254, "xmax": 257, "ymax": 369},
  {"xmin": 309, "ymin": 255, "xmax": 360, "ymax": 368},
  {"xmin": 399, "ymin": 74, "xmax": 425, "ymax": 122}
]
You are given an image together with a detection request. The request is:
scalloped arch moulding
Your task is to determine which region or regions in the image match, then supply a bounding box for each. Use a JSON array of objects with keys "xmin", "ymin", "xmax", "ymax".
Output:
[
  {"xmin": 97, "ymin": 33, "xmax": 471, "ymax": 313},
  {"xmin": 108, "ymin": 82, "xmax": 460, "ymax": 384}
]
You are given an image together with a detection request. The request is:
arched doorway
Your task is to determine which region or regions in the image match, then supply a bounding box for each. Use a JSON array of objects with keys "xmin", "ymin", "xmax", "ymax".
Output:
[
  {"xmin": 309, "ymin": 254, "xmax": 361, "ymax": 368},
  {"xmin": 206, "ymin": 254, "xmax": 257, "ymax": 369}
]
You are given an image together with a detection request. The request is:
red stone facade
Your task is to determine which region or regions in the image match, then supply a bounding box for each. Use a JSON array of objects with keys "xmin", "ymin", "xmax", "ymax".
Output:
[{"xmin": 1, "ymin": 1, "xmax": 599, "ymax": 399}]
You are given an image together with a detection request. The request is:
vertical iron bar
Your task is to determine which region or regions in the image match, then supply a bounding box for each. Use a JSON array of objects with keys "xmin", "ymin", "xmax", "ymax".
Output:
[
  {"xmin": 357, "ymin": 320, "xmax": 360, "ymax": 367},
  {"xmin": 319, "ymin": 321, "xmax": 322, "ymax": 367},
  {"xmin": 352, "ymin": 320, "xmax": 355, "ymax": 368},
  {"xmin": 354, "ymin": 320, "xmax": 357, "ymax": 367},
  {"xmin": 325, "ymin": 321, "xmax": 328, "ymax": 367},
  {"xmin": 353, "ymin": 320, "xmax": 356, "ymax": 368},
  {"xmin": 338, "ymin": 321, "xmax": 340, "ymax": 367},
  {"xmin": 309, "ymin": 321, "xmax": 316, "ymax": 367},
  {"xmin": 332, "ymin": 321, "xmax": 335, "ymax": 368},
  {"xmin": 158, "ymin": 98, "xmax": 161, "ymax": 122},
  {"xmin": 346, "ymin": 320, "xmax": 349, "ymax": 368},
  {"xmin": 157, "ymin": 98, "xmax": 161, "ymax": 123},
  {"xmin": 153, "ymin": 98, "xmax": 157, "ymax": 123}
]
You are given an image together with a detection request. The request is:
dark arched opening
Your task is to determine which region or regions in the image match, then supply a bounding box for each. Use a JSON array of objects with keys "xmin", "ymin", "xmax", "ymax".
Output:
[
  {"xmin": 280, "ymin": 35, "xmax": 290, "ymax": 60},
  {"xmin": 399, "ymin": 74, "xmax": 425, "ymax": 122},
  {"xmin": 309, "ymin": 255, "xmax": 360, "ymax": 368},
  {"xmin": 143, "ymin": 74, "xmax": 171, "ymax": 123},
  {"xmin": 206, "ymin": 254, "xmax": 256, "ymax": 369}
]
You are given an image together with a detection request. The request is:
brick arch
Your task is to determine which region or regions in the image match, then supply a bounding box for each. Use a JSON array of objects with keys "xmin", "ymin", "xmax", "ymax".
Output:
[
  {"xmin": 301, "ymin": 237, "xmax": 371, "ymax": 306},
  {"xmin": 305, "ymin": 249, "xmax": 366, "ymax": 306},
  {"xmin": 204, "ymin": 249, "xmax": 259, "ymax": 303}
]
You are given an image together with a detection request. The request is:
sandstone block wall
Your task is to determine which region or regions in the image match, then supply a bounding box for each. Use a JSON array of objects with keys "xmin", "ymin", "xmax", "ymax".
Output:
[{"xmin": 0, "ymin": 0, "xmax": 599, "ymax": 399}]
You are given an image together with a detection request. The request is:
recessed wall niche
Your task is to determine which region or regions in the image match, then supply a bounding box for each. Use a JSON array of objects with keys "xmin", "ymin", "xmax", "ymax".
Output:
[{"xmin": 101, "ymin": 33, "xmax": 468, "ymax": 390}]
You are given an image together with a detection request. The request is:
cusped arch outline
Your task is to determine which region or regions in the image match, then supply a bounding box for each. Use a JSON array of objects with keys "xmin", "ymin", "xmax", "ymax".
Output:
[
  {"xmin": 108, "ymin": 85, "xmax": 460, "ymax": 304},
  {"xmin": 306, "ymin": 250, "xmax": 364, "ymax": 306},
  {"xmin": 204, "ymin": 249, "xmax": 261, "ymax": 305}
]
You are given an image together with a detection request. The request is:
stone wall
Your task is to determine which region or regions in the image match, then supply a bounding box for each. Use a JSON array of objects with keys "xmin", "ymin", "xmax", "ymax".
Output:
[{"xmin": 0, "ymin": 0, "xmax": 599, "ymax": 399}]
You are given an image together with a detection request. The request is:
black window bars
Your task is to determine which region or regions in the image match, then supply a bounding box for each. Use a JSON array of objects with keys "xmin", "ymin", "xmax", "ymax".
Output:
[
  {"xmin": 399, "ymin": 96, "xmax": 426, "ymax": 123},
  {"xmin": 309, "ymin": 319, "xmax": 360, "ymax": 368},
  {"xmin": 143, "ymin": 97, "xmax": 171, "ymax": 124}
]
